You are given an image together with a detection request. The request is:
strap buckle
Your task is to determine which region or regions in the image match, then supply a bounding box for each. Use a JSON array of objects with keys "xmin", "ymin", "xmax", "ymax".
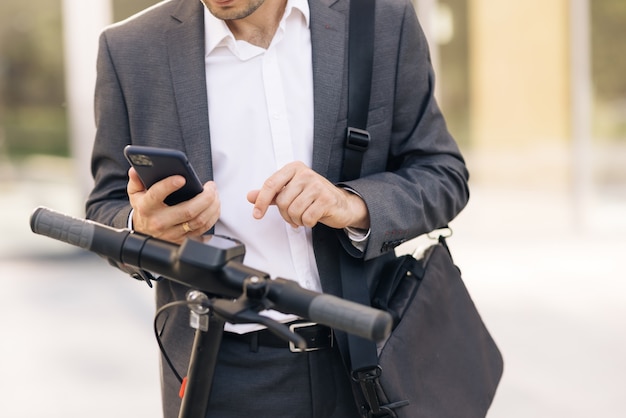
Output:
[
  {"xmin": 288, "ymin": 322, "xmax": 333, "ymax": 353},
  {"xmin": 352, "ymin": 367, "xmax": 387, "ymax": 416},
  {"xmin": 352, "ymin": 366, "xmax": 408, "ymax": 418},
  {"xmin": 346, "ymin": 127, "xmax": 371, "ymax": 152}
]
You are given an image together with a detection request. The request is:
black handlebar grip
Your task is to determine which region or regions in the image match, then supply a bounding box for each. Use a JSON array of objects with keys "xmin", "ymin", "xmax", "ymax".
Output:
[
  {"xmin": 308, "ymin": 294, "xmax": 392, "ymax": 342},
  {"xmin": 30, "ymin": 207, "xmax": 95, "ymax": 249}
]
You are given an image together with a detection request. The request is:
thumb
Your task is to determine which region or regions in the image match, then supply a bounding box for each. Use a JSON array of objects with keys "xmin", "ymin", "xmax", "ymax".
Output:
[
  {"xmin": 247, "ymin": 189, "xmax": 260, "ymax": 204},
  {"xmin": 128, "ymin": 167, "xmax": 146, "ymax": 194}
]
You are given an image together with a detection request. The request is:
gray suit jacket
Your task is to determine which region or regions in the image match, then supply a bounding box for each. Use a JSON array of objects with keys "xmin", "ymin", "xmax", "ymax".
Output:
[{"xmin": 86, "ymin": 1, "xmax": 468, "ymax": 411}]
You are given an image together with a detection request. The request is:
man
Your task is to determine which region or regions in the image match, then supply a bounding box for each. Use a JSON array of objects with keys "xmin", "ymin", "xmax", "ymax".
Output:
[{"xmin": 86, "ymin": 0, "xmax": 469, "ymax": 416}]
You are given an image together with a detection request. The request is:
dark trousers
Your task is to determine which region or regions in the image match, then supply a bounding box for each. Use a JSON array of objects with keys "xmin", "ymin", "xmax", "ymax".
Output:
[{"xmin": 161, "ymin": 331, "xmax": 361, "ymax": 418}]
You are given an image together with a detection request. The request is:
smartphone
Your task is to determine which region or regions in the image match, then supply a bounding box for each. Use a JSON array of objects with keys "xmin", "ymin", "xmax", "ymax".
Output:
[{"xmin": 124, "ymin": 145, "xmax": 203, "ymax": 206}]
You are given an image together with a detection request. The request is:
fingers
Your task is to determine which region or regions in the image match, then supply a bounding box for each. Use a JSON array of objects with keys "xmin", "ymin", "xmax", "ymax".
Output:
[
  {"xmin": 128, "ymin": 167, "xmax": 186, "ymax": 207},
  {"xmin": 246, "ymin": 189, "xmax": 262, "ymax": 215},
  {"xmin": 250, "ymin": 164, "xmax": 296, "ymax": 220},
  {"xmin": 127, "ymin": 167, "xmax": 145, "ymax": 194},
  {"xmin": 248, "ymin": 162, "xmax": 371, "ymax": 230},
  {"xmin": 249, "ymin": 162, "xmax": 309, "ymax": 227},
  {"xmin": 130, "ymin": 175, "xmax": 220, "ymax": 244},
  {"xmin": 176, "ymin": 182, "xmax": 221, "ymax": 237},
  {"xmin": 248, "ymin": 162, "xmax": 351, "ymax": 229},
  {"xmin": 274, "ymin": 181, "xmax": 322, "ymax": 228}
]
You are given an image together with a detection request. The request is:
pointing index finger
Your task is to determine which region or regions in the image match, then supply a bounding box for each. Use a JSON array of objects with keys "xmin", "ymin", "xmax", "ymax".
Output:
[{"xmin": 252, "ymin": 166, "xmax": 294, "ymax": 219}]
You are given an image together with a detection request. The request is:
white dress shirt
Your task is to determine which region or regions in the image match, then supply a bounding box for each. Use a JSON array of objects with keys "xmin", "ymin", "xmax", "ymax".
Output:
[{"xmin": 204, "ymin": 0, "xmax": 319, "ymax": 333}]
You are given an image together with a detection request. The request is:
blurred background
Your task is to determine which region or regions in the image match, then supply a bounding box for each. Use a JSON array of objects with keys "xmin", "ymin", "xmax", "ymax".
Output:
[{"xmin": 0, "ymin": 0, "xmax": 624, "ymax": 417}]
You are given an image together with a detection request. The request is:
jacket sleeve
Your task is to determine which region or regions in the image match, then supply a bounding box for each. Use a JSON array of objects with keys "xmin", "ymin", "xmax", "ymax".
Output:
[
  {"xmin": 340, "ymin": 0, "xmax": 469, "ymax": 261},
  {"xmin": 85, "ymin": 29, "xmax": 135, "ymax": 230}
]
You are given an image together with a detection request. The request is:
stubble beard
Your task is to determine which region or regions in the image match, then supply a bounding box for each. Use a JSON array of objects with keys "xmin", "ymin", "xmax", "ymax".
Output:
[{"xmin": 201, "ymin": 0, "xmax": 266, "ymax": 21}]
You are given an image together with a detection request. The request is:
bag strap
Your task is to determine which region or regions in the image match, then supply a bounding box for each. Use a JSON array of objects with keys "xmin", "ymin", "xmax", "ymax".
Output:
[
  {"xmin": 342, "ymin": 0, "xmax": 375, "ymax": 182},
  {"xmin": 340, "ymin": 2, "xmax": 399, "ymax": 417},
  {"xmin": 340, "ymin": 255, "xmax": 396, "ymax": 417}
]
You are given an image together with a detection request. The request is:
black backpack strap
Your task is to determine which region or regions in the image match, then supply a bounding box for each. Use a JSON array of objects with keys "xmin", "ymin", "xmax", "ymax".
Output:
[{"xmin": 342, "ymin": 0, "xmax": 375, "ymax": 182}]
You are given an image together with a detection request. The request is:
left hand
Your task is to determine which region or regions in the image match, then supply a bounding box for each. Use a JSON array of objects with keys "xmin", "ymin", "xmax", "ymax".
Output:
[
  {"xmin": 127, "ymin": 167, "xmax": 220, "ymax": 244},
  {"xmin": 247, "ymin": 161, "xmax": 370, "ymax": 230}
]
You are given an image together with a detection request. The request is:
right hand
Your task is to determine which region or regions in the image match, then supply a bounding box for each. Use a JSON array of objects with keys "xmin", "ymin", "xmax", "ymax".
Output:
[{"xmin": 127, "ymin": 167, "xmax": 220, "ymax": 244}]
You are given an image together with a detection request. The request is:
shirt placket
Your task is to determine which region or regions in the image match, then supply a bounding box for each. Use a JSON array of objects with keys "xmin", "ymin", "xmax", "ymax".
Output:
[{"xmin": 262, "ymin": 40, "xmax": 318, "ymax": 292}]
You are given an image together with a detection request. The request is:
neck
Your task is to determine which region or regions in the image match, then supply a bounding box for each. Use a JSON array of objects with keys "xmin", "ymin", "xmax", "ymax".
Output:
[{"xmin": 227, "ymin": 0, "xmax": 288, "ymax": 48}]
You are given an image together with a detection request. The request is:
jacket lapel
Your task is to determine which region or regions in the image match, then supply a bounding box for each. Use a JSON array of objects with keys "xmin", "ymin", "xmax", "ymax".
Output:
[
  {"xmin": 163, "ymin": 0, "xmax": 347, "ymax": 182},
  {"xmin": 166, "ymin": 0, "xmax": 213, "ymax": 181},
  {"xmin": 309, "ymin": 0, "xmax": 346, "ymax": 178}
]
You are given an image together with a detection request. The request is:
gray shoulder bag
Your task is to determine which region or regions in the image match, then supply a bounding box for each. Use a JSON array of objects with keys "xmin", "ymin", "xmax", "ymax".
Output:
[{"xmin": 339, "ymin": 2, "xmax": 503, "ymax": 417}]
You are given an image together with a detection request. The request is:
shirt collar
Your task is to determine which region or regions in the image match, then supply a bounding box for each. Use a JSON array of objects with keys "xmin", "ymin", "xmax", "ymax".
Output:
[{"xmin": 203, "ymin": 0, "xmax": 310, "ymax": 55}]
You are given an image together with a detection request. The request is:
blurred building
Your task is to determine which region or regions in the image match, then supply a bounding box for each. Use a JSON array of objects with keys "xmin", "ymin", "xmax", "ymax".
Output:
[{"xmin": 415, "ymin": 1, "xmax": 626, "ymax": 234}]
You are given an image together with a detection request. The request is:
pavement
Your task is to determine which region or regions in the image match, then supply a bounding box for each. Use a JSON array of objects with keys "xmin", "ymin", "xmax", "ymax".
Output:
[
  {"xmin": 0, "ymin": 157, "xmax": 162, "ymax": 418},
  {"xmin": 1, "ymin": 157, "xmax": 625, "ymax": 417}
]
